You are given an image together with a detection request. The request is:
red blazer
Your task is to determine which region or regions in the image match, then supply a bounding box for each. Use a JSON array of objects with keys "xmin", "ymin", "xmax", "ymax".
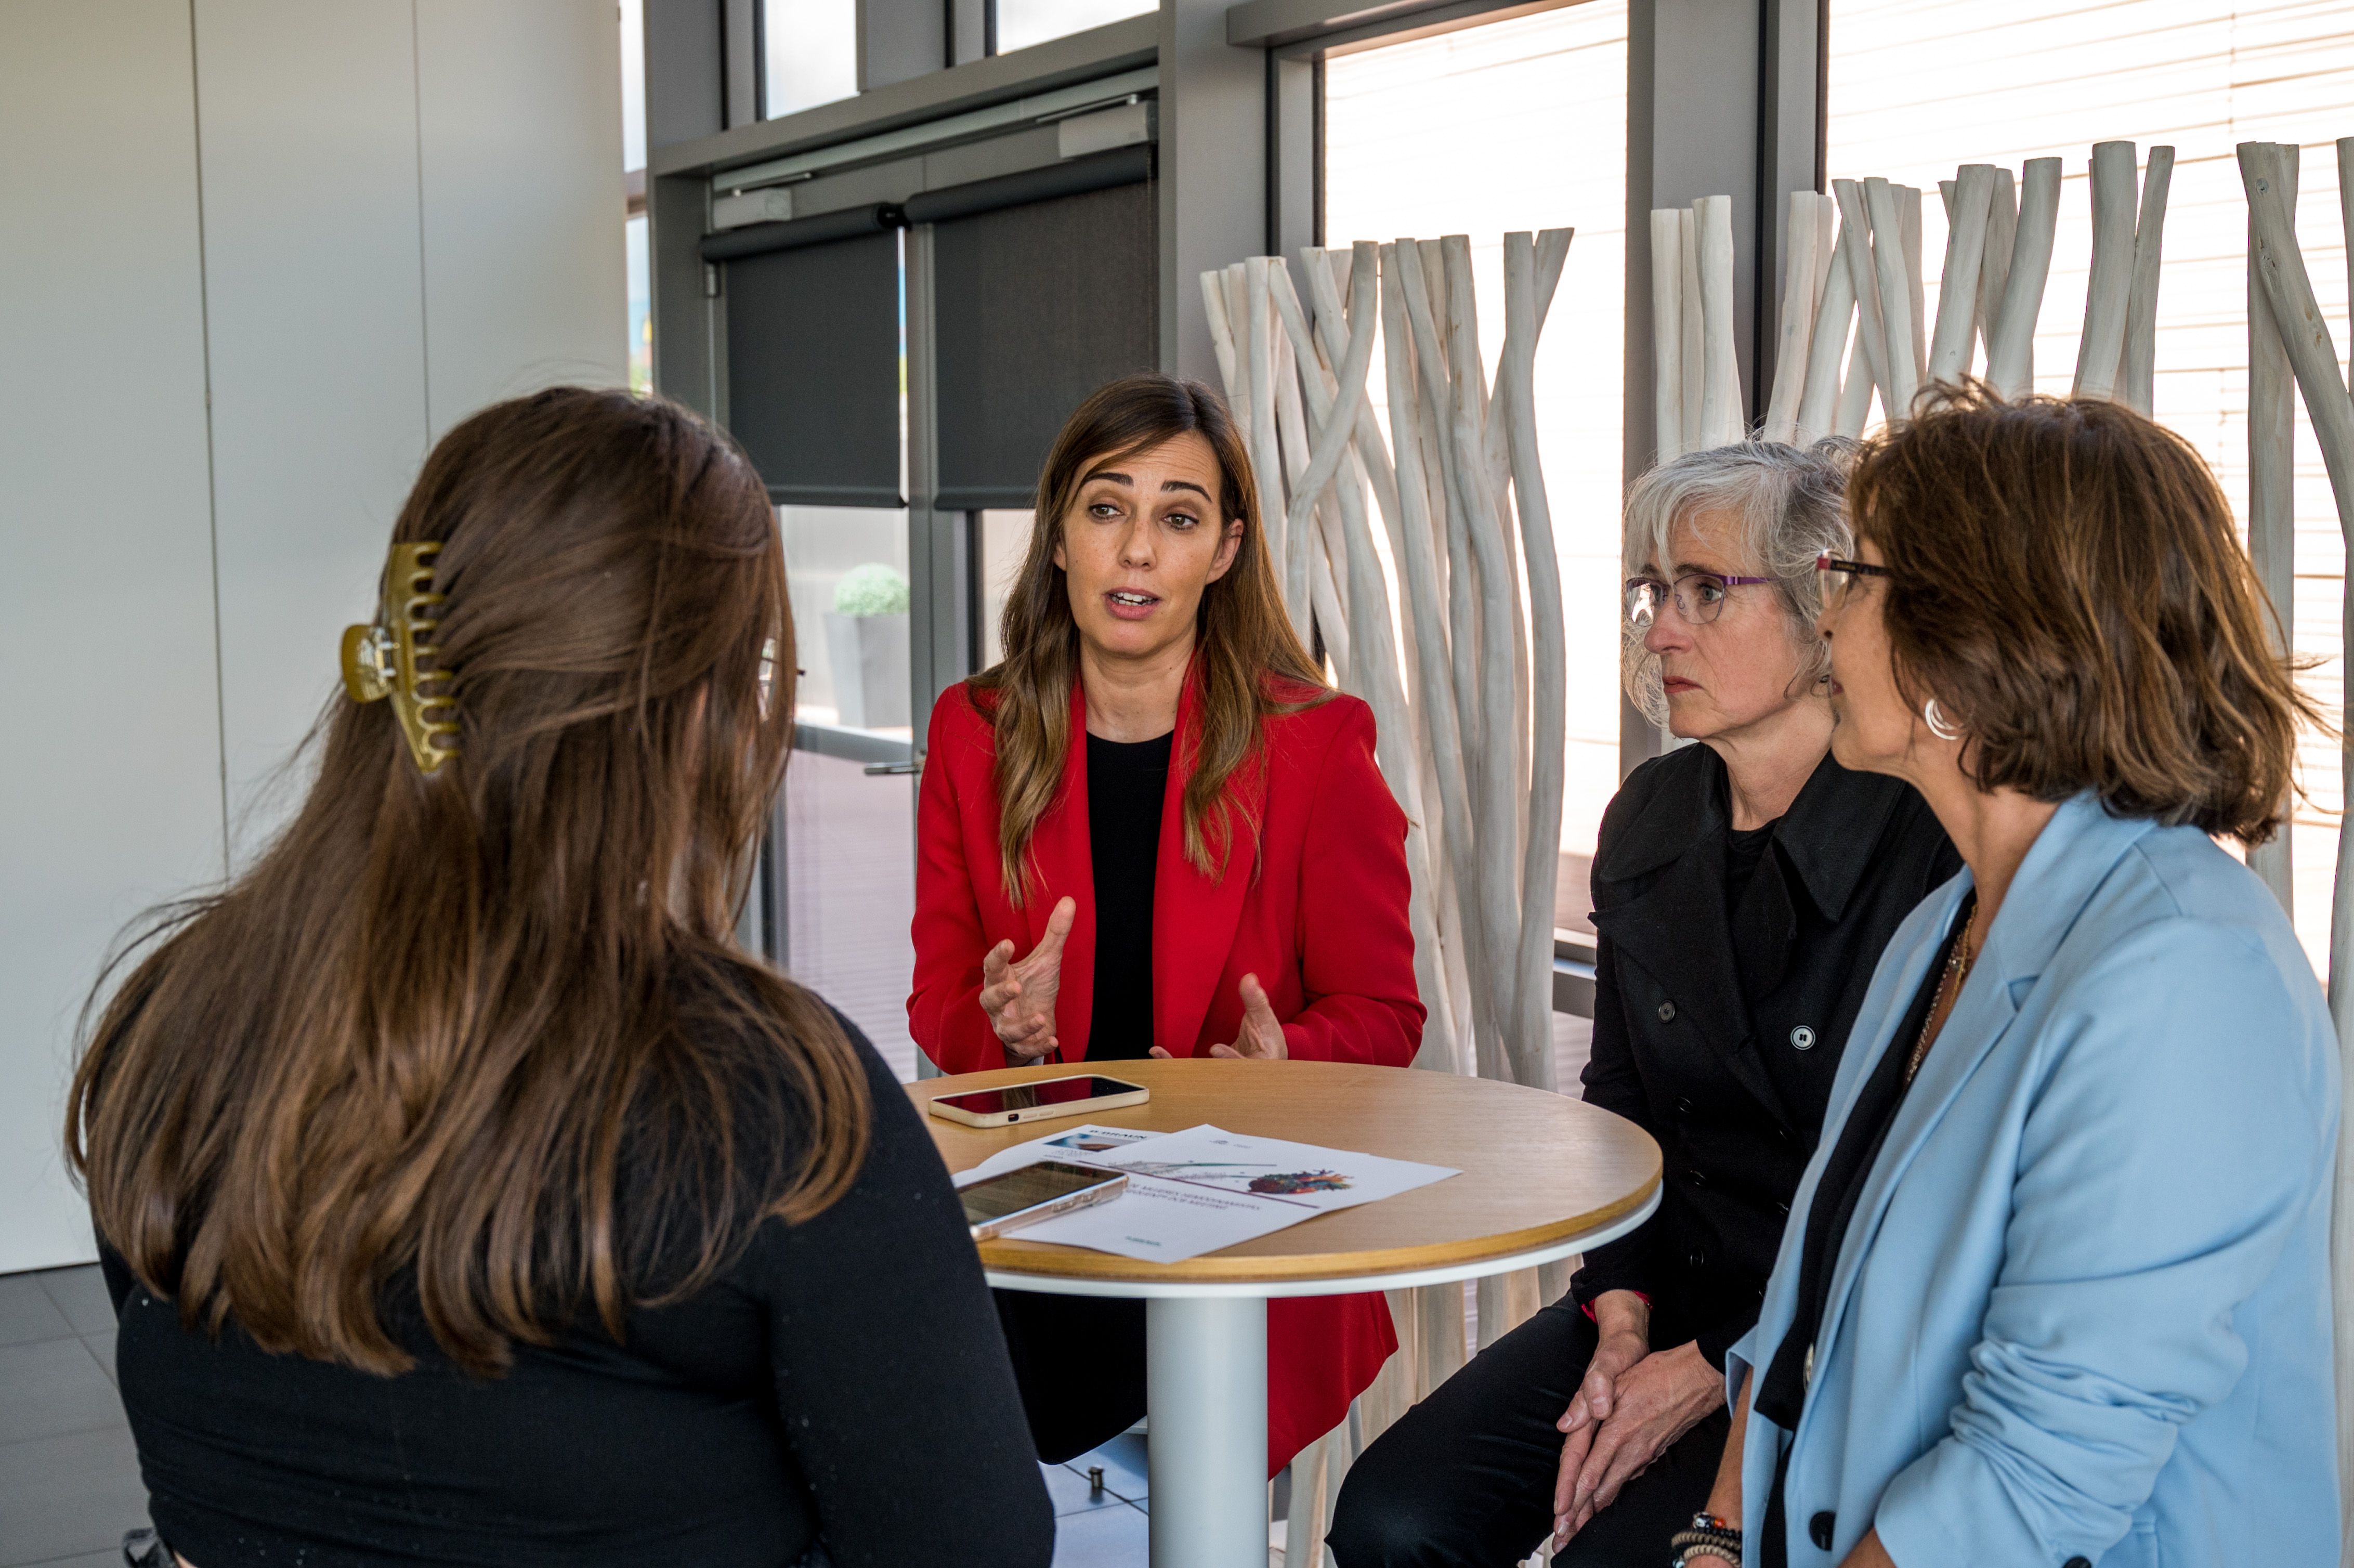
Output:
[{"xmin": 908, "ymin": 671, "xmax": 1424, "ymax": 1470}]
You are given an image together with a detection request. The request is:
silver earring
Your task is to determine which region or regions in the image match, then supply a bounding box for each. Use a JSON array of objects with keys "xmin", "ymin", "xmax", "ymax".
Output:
[{"xmin": 1923, "ymin": 699, "xmax": 1963, "ymax": 741}]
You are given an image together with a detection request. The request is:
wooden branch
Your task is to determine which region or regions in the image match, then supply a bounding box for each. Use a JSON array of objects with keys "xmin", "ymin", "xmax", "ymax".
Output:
[
  {"xmin": 1978, "ymin": 165, "xmax": 2018, "ymax": 376},
  {"xmin": 2074, "ymin": 141, "xmax": 2140, "ymax": 401},
  {"xmin": 1764, "ymin": 191, "xmax": 1834, "ymax": 443},
  {"xmin": 1651, "ymin": 208, "xmax": 1687, "ymax": 461},
  {"xmin": 1328, "ymin": 249, "xmax": 1461, "ymax": 1073},
  {"xmin": 2243, "ymin": 141, "xmax": 2354, "ymax": 535},
  {"xmin": 1387, "ymin": 239, "xmax": 1500, "ymax": 1079},
  {"xmin": 1696, "ymin": 194, "xmax": 1744, "ymax": 448},
  {"xmin": 1268, "ymin": 260, "xmax": 1380, "ymax": 569},
  {"xmin": 1480, "ymin": 228, "xmax": 1568, "ymax": 495},
  {"xmin": 1833, "ymin": 179, "xmax": 1894, "ymax": 412},
  {"xmin": 2245, "ymin": 145, "xmax": 2298, "ymax": 911},
  {"xmin": 1901, "ymin": 184, "xmax": 1928, "ymax": 386},
  {"xmin": 1504, "ymin": 230, "xmax": 1570, "ymax": 1092},
  {"xmin": 1396, "ymin": 238, "xmax": 1487, "ymax": 802},
  {"xmin": 1833, "ymin": 309, "xmax": 1877, "ymax": 436},
  {"xmin": 1797, "ymin": 201, "xmax": 1859, "ymax": 441},
  {"xmin": 1928, "ymin": 165, "xmax": 1998, "ymax": 385},
  {"xmin": 1267, "ymin": 267, "xmax": 1320, "ymax": 646},
  {"xmin": 1677, "ymin": 208, "xmax": 1705, "ymax": 450},
  {"xmin": 2120, "ymin": 146, "xmax": 2175, "ymax": 416},
  {"xmin": 1863, "ymin": 177, "xmax": 1920, "ymax": 417},
  {"xmin": 1987, "ymin": 156, "xmax": 2062, "ymax": 399},
  {"xmin": 2344, "ymin": 138, "xmax": 2354, "ymax": 391},
  {"xmin": 1202, "ymin": 271, "xmax": 1243, "ymax": 407},
  {"xmin": 1243, "ymin": 258, "xmax": 1295, "ymax": 633},
  {"xmin": 1440, "ymin": 233, "xmax": 1531, "ymax": 1080},
  {"xmin": 1301, "ymin": 247, "xmax": 1407, "ymax": 550}
]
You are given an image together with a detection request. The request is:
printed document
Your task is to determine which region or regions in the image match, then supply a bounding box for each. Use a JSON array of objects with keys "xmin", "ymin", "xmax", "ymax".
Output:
[{"xmin": 954, "ymin": 1122, "xmax": 1457, "ymax": 1264}]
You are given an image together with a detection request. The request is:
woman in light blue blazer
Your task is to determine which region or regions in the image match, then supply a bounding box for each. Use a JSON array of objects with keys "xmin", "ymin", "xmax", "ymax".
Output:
[{"xmin": 1673, "ymin": 388, "xmax": 2340, "ymax": 1568}]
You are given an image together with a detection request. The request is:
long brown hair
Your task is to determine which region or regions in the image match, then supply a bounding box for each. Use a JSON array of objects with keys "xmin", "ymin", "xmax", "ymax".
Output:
[
  {"xmin": 1849, "ymin": 383, "xmax": 2320, "ymax": 842},
  {"xmin": 968, "ymin": 373, "xmax": 1325, "ymax": 900},
  {"xmin": 68, "ymin": 387, "xmax": 870, "ymax": 1377}
]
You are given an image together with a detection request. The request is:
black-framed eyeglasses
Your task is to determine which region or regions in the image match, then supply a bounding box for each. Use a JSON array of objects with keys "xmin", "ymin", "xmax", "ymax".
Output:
[
  {"xmin": 1814, "ymin": 553, "xmax": 1895, "ymax": 599},
  {"xmin": 1623, "ymin": 571, "xmax": 1777, "ymax": 627}
]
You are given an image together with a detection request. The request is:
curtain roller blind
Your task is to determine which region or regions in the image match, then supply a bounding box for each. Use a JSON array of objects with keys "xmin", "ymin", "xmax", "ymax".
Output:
[
  {"xmin": 932, "ymin": 178, "xmax": 1157, "ymax": 511},
  {"xmin": 725, "ymin": 229, "xmax": 903, "ymax": 507}
]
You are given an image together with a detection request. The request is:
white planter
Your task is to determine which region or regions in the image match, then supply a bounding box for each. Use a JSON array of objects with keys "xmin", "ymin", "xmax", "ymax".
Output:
[{"xmin": 823, "ymin": 611, "xmax": 909, "ymax": 729}]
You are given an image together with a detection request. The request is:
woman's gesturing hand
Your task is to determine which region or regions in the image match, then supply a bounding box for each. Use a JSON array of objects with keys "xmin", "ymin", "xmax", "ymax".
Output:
[
  {"xmin": 979, "ymin": 896, "xmax": 1076, "ymax": 1063},
  {"xmin": 1150, "ymin": 974, "xmax": 1287, "ymax": 1061},
  {"xmin": 1554, "ymin": 1339, "xmax": 1726, "ymax": 1544}
]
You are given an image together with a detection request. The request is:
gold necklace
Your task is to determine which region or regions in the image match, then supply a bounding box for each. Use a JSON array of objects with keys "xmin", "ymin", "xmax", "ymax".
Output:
[{"xmin": 1904, "ymin": 911, "xmax": 1976, "ymax": 1084}]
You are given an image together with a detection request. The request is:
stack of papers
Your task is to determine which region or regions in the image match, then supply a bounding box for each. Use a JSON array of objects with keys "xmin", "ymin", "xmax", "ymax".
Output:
[{"xmin": 954, "ymin": 1122, "xmax": 1459, "ymax": 1264}]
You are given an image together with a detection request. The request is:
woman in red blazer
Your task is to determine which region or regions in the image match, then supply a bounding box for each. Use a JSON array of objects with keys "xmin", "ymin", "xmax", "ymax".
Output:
[{"xmin": 909, "ymin": 372, "xmax": 1424, "ymax": 1475}]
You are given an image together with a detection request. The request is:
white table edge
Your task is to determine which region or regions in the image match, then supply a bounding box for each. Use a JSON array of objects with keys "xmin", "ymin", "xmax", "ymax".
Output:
[{"xmin": 981, "ymin": 1184, "xmax": 1660, "ymax": 1298}]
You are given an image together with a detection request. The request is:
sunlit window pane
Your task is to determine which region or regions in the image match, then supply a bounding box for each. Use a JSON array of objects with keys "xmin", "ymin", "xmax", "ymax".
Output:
[
  {"xmin": 620, "ymin": 0, "xmax": 645, "ymax": 171},
  {"xmin": 996, "ymin": 0, "xmax": 1155, "ymax": 55},
  {"xmin": 1827, "ymin": 0, "xmax": 2354, "ymax": 973},
  {"xmin": 626, "ymin": 214, "xmax": 650, "ymax": 394},
  {"xmin": 766, "ymin": 0, "xmax": 859, "ymax": 118},
  {"xmin": 979, "ymin": 509, "xmax": 1036, "ymax": 671},
  {"xmin": 780, "ymin": 506, "xmax": 913, "ymax": 736},
  {"xmin": 1324, "ymin": 0, "xmax": 1629, "ymax": 925}
]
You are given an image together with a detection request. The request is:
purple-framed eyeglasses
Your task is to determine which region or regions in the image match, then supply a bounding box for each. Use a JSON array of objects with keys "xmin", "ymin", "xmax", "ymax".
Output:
[{"xmin": 1623, "ymin": 570, "xmax": 1777, "ymax": 627}]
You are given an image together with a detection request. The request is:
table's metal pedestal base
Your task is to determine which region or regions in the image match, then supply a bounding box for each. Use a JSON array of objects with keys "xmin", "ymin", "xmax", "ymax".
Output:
[{"xmin": 1146, "ymin": 1296, "xmax": 1268, "ymax": 1568}]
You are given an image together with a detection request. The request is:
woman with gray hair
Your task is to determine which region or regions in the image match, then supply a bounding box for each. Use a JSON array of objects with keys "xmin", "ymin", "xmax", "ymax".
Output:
[{"xmin": 1330, "ymin": 441, "xmax": 1958, "ymax": 1568}]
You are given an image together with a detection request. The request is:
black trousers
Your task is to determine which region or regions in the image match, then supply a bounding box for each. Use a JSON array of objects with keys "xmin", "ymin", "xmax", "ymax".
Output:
[
  {"xmin": 1329, "ymin": 1299, "xmax": 1729, "ymax": 1568},
  {"xmin": 993, "ymin": 1289, "xmax": 1148, "ymax": 1465}
]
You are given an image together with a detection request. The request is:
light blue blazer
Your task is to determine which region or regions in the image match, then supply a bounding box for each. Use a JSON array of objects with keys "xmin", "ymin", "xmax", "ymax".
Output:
[{"xmin": 1727, "ymin": 793, "xmax": 2340, "ymax": 1567}]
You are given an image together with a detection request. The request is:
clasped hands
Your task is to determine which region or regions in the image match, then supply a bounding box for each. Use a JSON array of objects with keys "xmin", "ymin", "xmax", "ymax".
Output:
[
  {"xmin": 977, "ymin": 895, "xmax": 1287, "ymax": 1063},
  {"xmin": 1551, "ymin": 1291, "xmax": 1726, "ymax": 1549}
]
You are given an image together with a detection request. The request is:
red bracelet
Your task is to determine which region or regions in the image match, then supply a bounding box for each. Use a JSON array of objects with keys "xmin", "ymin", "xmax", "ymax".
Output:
[{"xmin": 1578, "ymin": 1290, "xmax": 1653, "ymax": 1322}]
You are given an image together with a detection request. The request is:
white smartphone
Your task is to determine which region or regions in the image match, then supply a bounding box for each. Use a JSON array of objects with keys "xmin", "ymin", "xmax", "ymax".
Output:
[
  {"xmin": 961, "ymin": 1159, "xmax": 1130, "ymax": 1240},
  {"xmin": 927, "ymin": 1074, "xmax": 1150, "ymax": 1129}
]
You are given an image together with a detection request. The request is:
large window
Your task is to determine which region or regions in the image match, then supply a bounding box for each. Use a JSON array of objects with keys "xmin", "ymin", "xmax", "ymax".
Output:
[
  {"xmin": 765, "ymin": 0, "xmax": 859, "ymax": 117},
  {"xmin": 1827, "ymin": 0, "xmax": 2354, "ymax": 970},
  {"xmin": 995, "ymin": 0, "xmax": 1156, "ymax": 55},
  {"xmin": 778, "ymin": 505, "xmax": 919, "ymax": 1075},
  {"xmin": 621, "ymin": 0, "xmax": 651, "ymax": 392},
  {"xmin": 1323, "ymin": 0, "xmax": 1630, "ymax": 925}
]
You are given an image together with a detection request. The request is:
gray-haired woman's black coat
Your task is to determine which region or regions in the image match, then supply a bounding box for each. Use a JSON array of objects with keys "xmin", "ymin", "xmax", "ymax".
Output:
[{"xmin": 1572, "ymin": 742, "xmax": 1960, "ymax": 1366}]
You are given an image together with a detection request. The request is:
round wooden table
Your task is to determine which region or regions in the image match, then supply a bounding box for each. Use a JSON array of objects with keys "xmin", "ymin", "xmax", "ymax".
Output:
[{"xmin": 911, "ymin": 1057, "xmax": 1660, "ymax": 1568}]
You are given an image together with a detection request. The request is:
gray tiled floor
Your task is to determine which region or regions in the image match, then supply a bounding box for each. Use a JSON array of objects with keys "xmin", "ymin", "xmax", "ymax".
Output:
[
  {"xmin": 0, "ymin": 1268, "xmax": 146, "ymax": 1568},
  {"xmin": 1044, "ymin": 1430, "xmax": 1154, "ymax": 1567}
]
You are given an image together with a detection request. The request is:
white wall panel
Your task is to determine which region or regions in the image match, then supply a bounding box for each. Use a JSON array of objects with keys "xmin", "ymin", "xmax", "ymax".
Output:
[
  {"xmin": 3, "ymin": 0, "xmax": 635, "ymax": 1275},
  {"xmin": 0, "ymin": 1, "xmax": 228, "ymax": 1271},
  {"xmin": 193, "ymin": 0, "xmax": 434, "ymax": 865},
  {"xmin": 416, "ymin": 0, "xmax": 629, "ymax": 439}
]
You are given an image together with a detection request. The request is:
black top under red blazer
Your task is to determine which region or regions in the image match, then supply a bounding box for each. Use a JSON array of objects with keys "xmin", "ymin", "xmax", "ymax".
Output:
[{"xmin": 1571, "ymin": 744, "xmax": 1961, "ymax": 1367}]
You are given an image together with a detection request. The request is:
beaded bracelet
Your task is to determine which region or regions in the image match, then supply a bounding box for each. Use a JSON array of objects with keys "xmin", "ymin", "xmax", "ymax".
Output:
[{"xmin": 1668, "ymin": 1510, "xmax": 1742, "ymax": 1567}]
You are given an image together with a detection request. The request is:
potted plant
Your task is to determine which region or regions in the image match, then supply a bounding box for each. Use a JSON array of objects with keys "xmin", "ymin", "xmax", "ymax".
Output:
[{"xmin": 823, "ymin": 563, "xmax": 910, "ymax": 728}]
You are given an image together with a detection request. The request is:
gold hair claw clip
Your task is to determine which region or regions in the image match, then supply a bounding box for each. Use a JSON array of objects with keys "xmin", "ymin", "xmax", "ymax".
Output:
[{"xmin": 342, "ymin": 541, "xmax": 459, "ymax": 774}]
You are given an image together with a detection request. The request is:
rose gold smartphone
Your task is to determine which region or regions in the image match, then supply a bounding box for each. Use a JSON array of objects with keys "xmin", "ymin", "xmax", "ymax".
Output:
[
  {"xmin": 960, "ymin": 1160, "xmax": 1130, "ymax": 1240},
  {"xmin": 927, "ymin": 1074, "xmax": 1149, "ymax": 1129}
]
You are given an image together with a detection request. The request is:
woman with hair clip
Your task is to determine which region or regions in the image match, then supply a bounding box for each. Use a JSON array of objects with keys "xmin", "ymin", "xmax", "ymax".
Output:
[
  {"xmin": 908, "ymin": 371, "xmax": 1424, "ymax": 1475},
  {"xmin": 70, "ymin": 388, "xmax": 1052, "ymax": 1568},
  {"xmin": 1699, "ymin": 389, "xmax": 2338, "ymax": 1568}
]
